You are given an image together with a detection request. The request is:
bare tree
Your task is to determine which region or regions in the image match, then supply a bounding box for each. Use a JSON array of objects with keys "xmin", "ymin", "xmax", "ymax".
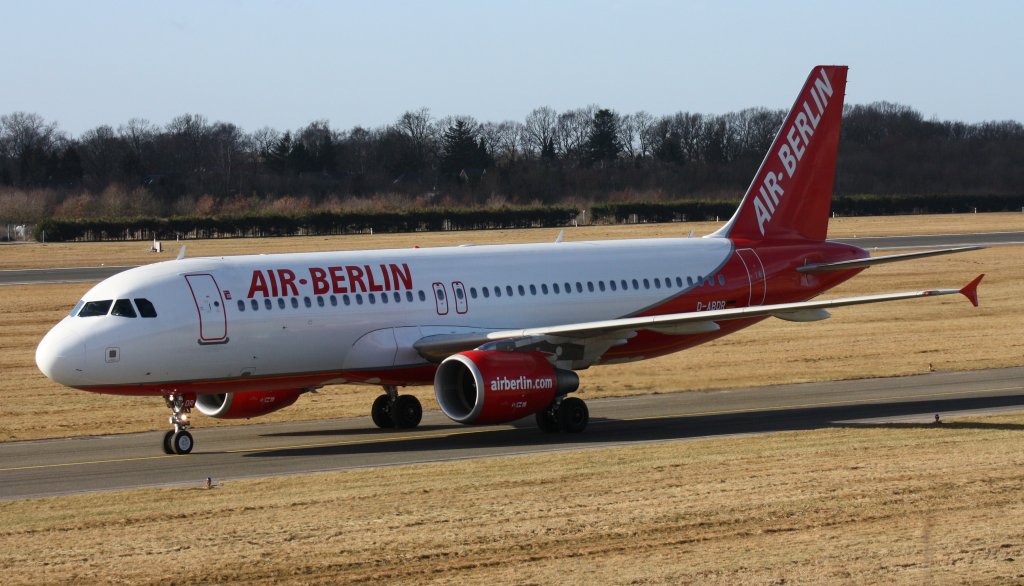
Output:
[
  {"xmin": 523, "ymin": 106, "xmax": 558, "ymax": 157},
  {"xmin": 557, "ymin": 105, "xmax": 597, "ymax": 162}
]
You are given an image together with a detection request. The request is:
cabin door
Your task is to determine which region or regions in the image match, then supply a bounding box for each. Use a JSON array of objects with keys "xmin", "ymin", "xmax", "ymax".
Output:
[{"xmin": 185, "ymin": 274, "xmax": 229, "ymax": 344}]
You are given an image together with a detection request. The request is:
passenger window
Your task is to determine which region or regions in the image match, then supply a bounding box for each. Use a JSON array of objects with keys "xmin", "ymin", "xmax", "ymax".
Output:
[
  {"xmin": 356, "ymin": 294, "xmax": 364, "ymax": 305},
  {"xmin": 483, "ymin": 287, "xmax": 490, "ymax": 298},
  {"xmin": 251, "ymin": 299, "xmax": 259, "ymax": 310},
  {"xmin": 369, "ymin": 294, "xmax": 376, "ymax": 304},
  {"xmin": 495, "ymin": 287, "xmax": 502, "ymax": 298},
  {"xmin": 654, "ymin": 278, "xmax": 661, "ymax": 289},
  {"xmin": 643, "ymin": 278, "xmax": 650, "ymax": 289},
  {"xmin": 718, "ymin": 275, "xmax": 726, "ymax": 286},
  {"xmin": 406, "ymin": 291, "xmax": 414, "ymax": 302},
  {"xmin": 278, "ymin": 298, "xmax": 286, "ymax": 309},
  {"xmin": 437, "ymin": 288, "xmax": 445, "ymax": 300},
  {"xmin": 317, "ymin": 296, "xmax": 325, "ymax": 307},
  {"xmin": 381, "ymin": 293, "xmax": 388, "ymax": 304},
  {"xmin": 330, "ymin": 295, "xmax": 337, "ymax": 307},
  {"xmin": 598, "ymin": 281, "xmax": 605, "ymax": 292},
  {"xmin": 506, "ymin": 285, "xmax": 513, "ymax": 297},
  {"xmin": 111, "ymin": 299, "xmax": 136, "ymax": 317},
  {"xmin": 456, "ymin": 287, "xmax": 464, "ymax": 299},
  {"xmin": 291, "ymin": 298, "xmax": 299, "ymax": 308},
  {"xmin": 70, "ymin": 300, "xmax": 85, "ymax": 317},
  {"xmin": 541, "ymin": 284, "xmax": 548, "ymax": 294},
  {"xmin": 530, "ymin": 284, "xmax": 537, "ymax": 295},
  {"xmin": 470, "ymin": 287, "xmax": 478, "ymax": 299},
  {"xmin": 418, "ymin": 291, "xmax": 426, "ymax": 301},
  {"xmin": 134, "ymin": 298, "xmax": 157, "ymax": 317},
  {"xmin": 609, "ymin": 280, "xmax": 616, "ymax": 291},
  {"xmin": 518, "ymin": 285, "xmax": 526, "ymax": 296},
  {"xmin": 676, "ymin": 277, "xmax": 683, "ymax": 287},
  {"xmin": 620, "ymin": 280, "xmax": 628, "ymax": 290},
  {"xmin": 687, "ymin": 276, "xmax": 694, "ymax": 286},
  {"xmin": 553, "ymin": 283, "xmax": 560, "ymax": 294},
  {"xmin": 264, "ymin": 298, "xmax": 272, "ymax": 310},
  {"xmin": 393, "ymin": 292, "xmax": 401, "ymax": 303},
  {"xmin": 237, "ymin": 300, "xmax": 245, "ymax": 311},
  {"xmin": 303, "ymin": 297, "xmax": 312, "ymax": 308},
  {"xmin": 632, "ymin": 279, "xmax": 639, "ymax": 290},
  {"xmin": 78, "ymin": 300, "xmax": 113, "ymax": 317},
  {"xmin": 587, "ymin": 282, "xmax": 595, "ymax": 292},
  {"xmin": 576, "ymin": 282, "xmax": 583, "ymax": 293},
  {"xmin": 344, "ymin": 295, "xmax": 352, "ymax": 306}
]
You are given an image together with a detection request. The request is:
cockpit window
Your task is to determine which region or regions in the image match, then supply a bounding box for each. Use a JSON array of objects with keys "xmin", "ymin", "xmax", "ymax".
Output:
[
  {"xmin": 134, "ymin": 298, "xmax": 157, "ymax": 318},
  {"xmin": 78, "ymin": 300, "xmax": 113, "ymax": 317},
  {"xmin": 69, "ymin": 300, "xmax": 85, "ymax": 317},
  {"xmin": 111, "ymin": 299, "xmax": 137, "ymax": 318}
]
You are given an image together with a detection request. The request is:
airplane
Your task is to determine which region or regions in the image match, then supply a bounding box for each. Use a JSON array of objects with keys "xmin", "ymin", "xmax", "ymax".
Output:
[{"xmin": 36, "ymin": 65, "xmax": 985, "ymax": 455}]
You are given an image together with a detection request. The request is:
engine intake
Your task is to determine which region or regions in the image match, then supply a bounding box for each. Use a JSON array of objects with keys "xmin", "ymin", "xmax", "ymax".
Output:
[
  {"xmin": 196, "ymin": 389, "xmax": 304, "ymax": 419},
  {"xmin": 434, "ymin": 350, "xmax": 579, "ymax": 425}
]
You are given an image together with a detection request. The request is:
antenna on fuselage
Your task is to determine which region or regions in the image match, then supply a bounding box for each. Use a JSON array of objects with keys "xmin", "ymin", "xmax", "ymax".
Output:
[{"xmin": 176, "ymin": 246, "xmax": 187, "ymax": 260}]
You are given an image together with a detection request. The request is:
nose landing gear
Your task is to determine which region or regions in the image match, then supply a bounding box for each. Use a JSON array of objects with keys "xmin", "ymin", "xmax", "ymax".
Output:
[{"xmin": 163, "ymin": 392, "xmax": 195, "ymax": 455}]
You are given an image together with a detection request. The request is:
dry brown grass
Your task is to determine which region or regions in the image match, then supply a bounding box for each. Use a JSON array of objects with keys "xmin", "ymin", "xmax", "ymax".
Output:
[
  {"xmin": 1, "ymin": 214, "xmax": 1021, "ymax": 442},
  {"xmin": 1, "ymin": 412, "xmax": 1022, "ymax": 584},
  {"xmin": 2, "ymin": 212, "xmax": 1021, "ymax": 269}
]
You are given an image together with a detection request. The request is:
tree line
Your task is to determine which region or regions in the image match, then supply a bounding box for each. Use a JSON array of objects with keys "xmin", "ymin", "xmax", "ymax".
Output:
[{"xmin": 1, "ymin": 102, "xmax": 1023, "ymax": 224}]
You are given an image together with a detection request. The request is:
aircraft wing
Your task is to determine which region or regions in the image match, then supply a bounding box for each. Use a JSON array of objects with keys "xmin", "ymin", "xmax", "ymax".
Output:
[{"xmin": 414, "ymin": 274, "xmax": 984, "ymax": 362}]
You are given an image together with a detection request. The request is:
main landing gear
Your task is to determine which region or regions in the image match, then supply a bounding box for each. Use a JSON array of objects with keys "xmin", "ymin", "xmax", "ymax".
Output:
[
  {"xmin": 371, "ymin": 385, "xmax": 423, "ymax": 429},
  {"xmin": 163, "ymin": 392, "xmax": 194, "ymax": 455},
  {"xmin": 536, "ymin": 396, "xmax": 590, "ymax": 433}
]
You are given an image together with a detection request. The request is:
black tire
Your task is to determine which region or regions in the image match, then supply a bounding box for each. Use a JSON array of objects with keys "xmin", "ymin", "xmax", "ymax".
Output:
[
  {"xmin": 535, "ymin": 406, "xmax": 560, "ymax": 433},
  {"xmin": 172, "ymin": 430, "xmax": 194, "ymax": 455},
  {"xmin": 392, "ymin": 395, "xmax": 423, "ymax": 429},
  {"xmin": 371, "ymin": 394, "xmax": 391, "ymax": 428},
  {"xmin": 162, "ymin": 430, "xmax": 175, "ymax": 454},
  {"xmin": 558, "ymin": 397, "xmax": 589, "ymax": 433}
]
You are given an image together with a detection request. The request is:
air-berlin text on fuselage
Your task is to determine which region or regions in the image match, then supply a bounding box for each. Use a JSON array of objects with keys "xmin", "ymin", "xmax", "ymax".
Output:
[
  {"xmin": 246, "ymin": 263, "xmax": 413, "ymax": 298},
  {"xmin": 753, "ymin": 67, "xmax": 834, "ymax": 235}
]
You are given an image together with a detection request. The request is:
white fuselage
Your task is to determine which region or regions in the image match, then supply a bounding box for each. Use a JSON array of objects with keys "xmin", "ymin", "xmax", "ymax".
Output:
[{"xmin": 37, "ymin": 237, "xmax": 738, "ymax": 393}]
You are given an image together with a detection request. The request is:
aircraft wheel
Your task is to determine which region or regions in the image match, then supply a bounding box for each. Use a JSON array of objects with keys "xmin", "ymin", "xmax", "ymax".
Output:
[
  {"xmin": 535, "ymin": 407, "xmax": 560, "ymax": 433},
  {"xmin": 162, "ymin": 430, "xmax": 175, "ymax": 454},
  {"xmin": 171, "ymin": 430, "xmax": 194, "ymax": 455},
  {"xmin": 392, "ymin": 395, "xmax": 423, "ymax": 429},
  {"xmin": 558, "ymin": 397, "xmax": 589, "ymax": 433},
  {"xmin": 371, "ymin": 394, "xmax": 391, "ymax": 428}
]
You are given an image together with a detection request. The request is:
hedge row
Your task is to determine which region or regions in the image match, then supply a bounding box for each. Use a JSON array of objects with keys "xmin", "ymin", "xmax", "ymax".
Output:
[
  {"xmin": 590, "ymin": 193, "xmax": 1024, "ymax": 223},
  {"xmin": 31, "ymin": 194, "xmax": 1023, "ymax": 242},
  {"xmin": 34, "ymin": 206, "xmax": 580, "ymax": 242}
]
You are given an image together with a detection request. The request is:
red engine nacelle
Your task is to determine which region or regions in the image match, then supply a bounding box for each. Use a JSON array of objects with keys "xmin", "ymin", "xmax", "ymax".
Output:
[
  {"xmin": 195, "ymin": 389, "xmax": 304, "ymax": 419},
  {"xmin": 434, "ymin": 350, "xmax": 579, "ymax": 425}
]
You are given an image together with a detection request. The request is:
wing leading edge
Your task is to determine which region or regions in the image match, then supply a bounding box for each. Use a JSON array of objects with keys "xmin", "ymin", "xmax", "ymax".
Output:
[{"xmin": 414, "ymin": 275, "xmax": 985, "ymax": 362}]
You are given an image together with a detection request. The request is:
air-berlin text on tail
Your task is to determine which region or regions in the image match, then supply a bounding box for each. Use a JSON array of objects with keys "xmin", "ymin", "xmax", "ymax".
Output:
[
  {"xmin": 754, "ymin": 67, "xmax": 834, "ymax": 235},
  {"xmin": 247, "ymin": 263, "xmax": 413, "ymax": 298}
]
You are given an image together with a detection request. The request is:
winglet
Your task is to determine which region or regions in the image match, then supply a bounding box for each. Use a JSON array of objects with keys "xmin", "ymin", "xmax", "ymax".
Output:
[
  {"xmin": 176, "ymin": 246, "xmax": 187, "ymax": 260},
  {"xmin": 959, "ymin": 274, "xmax": 984, "ymax": 307}
]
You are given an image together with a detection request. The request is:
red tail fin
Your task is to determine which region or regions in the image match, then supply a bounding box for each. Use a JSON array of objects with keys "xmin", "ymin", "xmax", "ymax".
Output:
[{"xmin": 713, "ymin": 66, "xmax": 848, "ymax": 242}]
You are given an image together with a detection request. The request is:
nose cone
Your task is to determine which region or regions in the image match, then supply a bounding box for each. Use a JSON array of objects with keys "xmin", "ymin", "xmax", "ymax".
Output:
[{"xmin": 36, "ymin": 325, "xmax": 86, "ymax": 386}]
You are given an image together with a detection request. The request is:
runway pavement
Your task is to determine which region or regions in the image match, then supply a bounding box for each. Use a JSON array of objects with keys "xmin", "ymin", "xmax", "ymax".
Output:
[
  {"xmin": 2, "ymin": 231, "xmax": 1021, "ymax": 285},
  {"xmin": 2, "ymin": 366, "xmax": 1022, "ymax": 500}
]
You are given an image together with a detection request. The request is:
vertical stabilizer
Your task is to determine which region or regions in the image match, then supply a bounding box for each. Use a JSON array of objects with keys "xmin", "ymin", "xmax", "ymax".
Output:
[{"xmin": 711, "ymin": 66, "xmax": 848, "ymax": 242}]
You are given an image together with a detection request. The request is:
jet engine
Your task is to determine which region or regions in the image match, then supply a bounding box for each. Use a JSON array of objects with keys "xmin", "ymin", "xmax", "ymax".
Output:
[
  {"xmin": 434, "ymin": 350, "xmax": 579, "ymax": 425},
  {"xmin": 196, "ymin": 389, "xmax": 304, "ymax": 419}
]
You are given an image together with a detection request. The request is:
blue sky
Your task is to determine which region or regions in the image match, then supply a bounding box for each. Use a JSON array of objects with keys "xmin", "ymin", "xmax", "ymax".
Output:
[{"xmin": 2, "ymin": 0, "xmax": 1021, "ymax": 136}]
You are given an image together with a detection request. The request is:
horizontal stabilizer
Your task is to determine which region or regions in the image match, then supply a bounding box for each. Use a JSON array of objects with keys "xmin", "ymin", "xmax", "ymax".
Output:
[{"xmin": 797, "ymin": 246, "xmax": 984, "ymax": 273}]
